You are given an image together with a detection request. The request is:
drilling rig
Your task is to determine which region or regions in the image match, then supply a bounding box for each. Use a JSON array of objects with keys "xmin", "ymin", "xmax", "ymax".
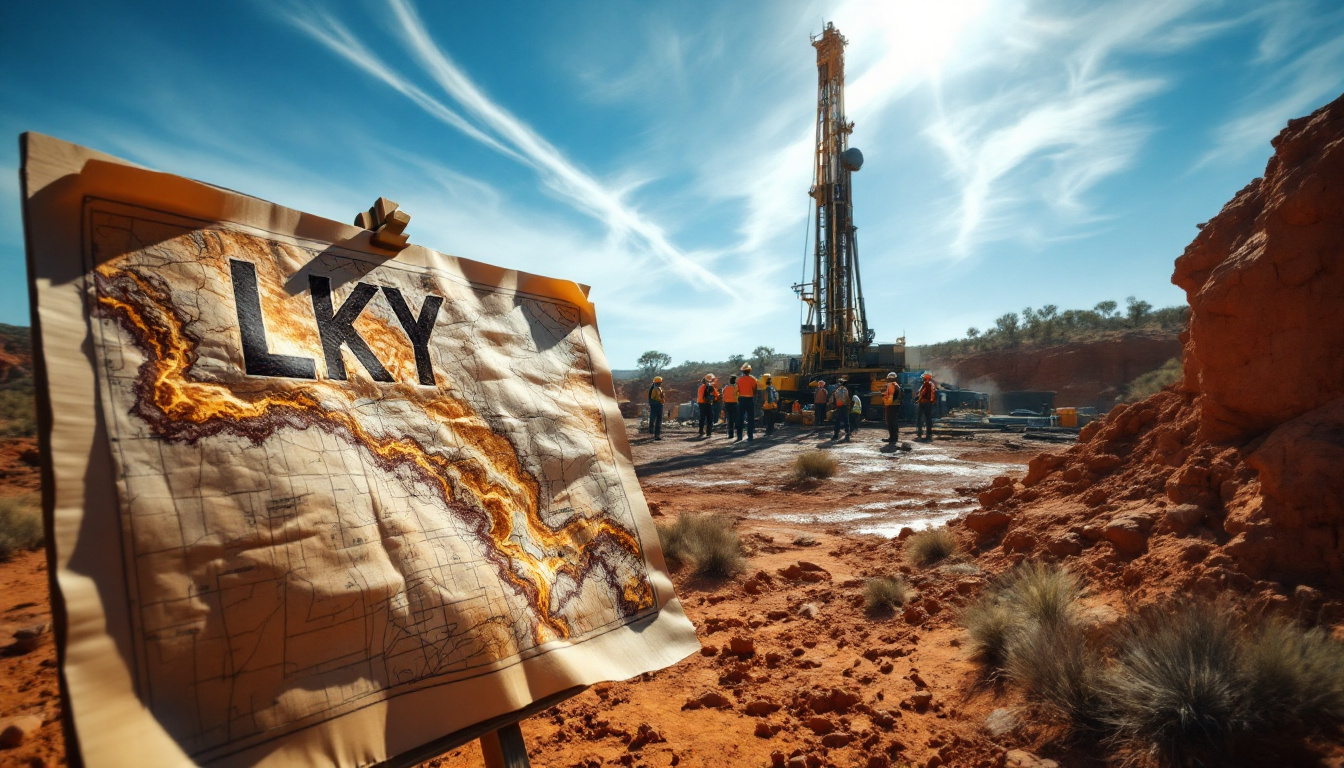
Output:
[{"xmin": 773, "ymin": 22, "xmax": 906, "ymax": 418}]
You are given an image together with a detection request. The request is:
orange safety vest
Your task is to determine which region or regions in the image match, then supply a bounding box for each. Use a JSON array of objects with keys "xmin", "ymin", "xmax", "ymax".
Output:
[
  {"xmin": 698, "ymin": 383, "xmax": 716, "ymax": 404},
  {"xmin": 737, "ymin": 374, "xmax": 758, "ymax": 397},
  {"xmin": 917, "ymin": 381, "xmax": 936, "ymax": 404},
  {"xmin": 813, "ymin": 386, "xmax": 828, "ymax": 405},
  {"xmin": 723, "ymin": 384, "xmax": 739, "ymax": 403},
  {"xmin": 883, "ymin": 382, "xmax": 900, "ymax": 406}
]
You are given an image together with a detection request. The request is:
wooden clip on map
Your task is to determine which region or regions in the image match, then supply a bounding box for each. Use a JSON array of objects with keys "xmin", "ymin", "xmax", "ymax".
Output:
[{"xmin": 356, "ymin": 196, "xmax": 412, "ymax": 251}]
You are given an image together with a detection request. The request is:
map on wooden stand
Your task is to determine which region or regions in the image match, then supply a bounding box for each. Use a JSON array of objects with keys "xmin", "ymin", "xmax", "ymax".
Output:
[{"xmin": 20, "ymin": 133, "xmax": 699, "ymax": 768}]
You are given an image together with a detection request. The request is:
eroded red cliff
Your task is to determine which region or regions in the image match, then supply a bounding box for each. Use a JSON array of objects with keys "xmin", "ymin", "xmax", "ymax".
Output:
[{"xmin": 966, "ymin": 92, "xmax": 1344, "ymax": 592}]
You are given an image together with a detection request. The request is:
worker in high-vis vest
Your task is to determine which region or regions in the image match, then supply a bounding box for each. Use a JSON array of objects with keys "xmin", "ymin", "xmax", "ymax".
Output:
[
  {"xmin": 850, "ymin": 389, "xmax": 864, "ymax": 434},
  {"xmin": 813, "ymin": 380, "xmax": 830, "ymax": 428},
  {"xmin": 881, "ymin": 372, "xmax": 902, "ymax": 444},
  {"xmin": 761, "ymin": 374, "xmax": 779, "ymax": 436},
  {"xmin": 647, "ymin": 376, "xmax": 665, "ymax": 441},
  {"xmin": 831, "ymin": 376, "xmax": 852, "ymax": 441},
  {"xmin": 722, "ymin": 375, "xmax": 741, "ymax": 441},
  {"xmin": 697, "ymin": 374, "xmax": 718, "ymax": 437},
  {"xmin": 916, "ymin": 372, "xmax": 937, "ymax": 441},
  {"xmin": 736, "ymin": 363, "xmax": 758, "ymax": 442}
]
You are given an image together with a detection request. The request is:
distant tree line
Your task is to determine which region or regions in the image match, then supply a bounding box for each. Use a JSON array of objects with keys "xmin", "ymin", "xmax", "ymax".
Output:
[
  {"xmin": 0, "ymin": 325, "xmax": 35, "ymax": 438},
  {"xmin": 921, "ymin": 297, "xmax": 1189, "ymax": 359}
]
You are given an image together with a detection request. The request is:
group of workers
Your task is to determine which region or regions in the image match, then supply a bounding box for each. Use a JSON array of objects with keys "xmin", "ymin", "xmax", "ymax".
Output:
[{"xmin": 646, "ymin": 367, "xmax": 940, "ymax": 444}]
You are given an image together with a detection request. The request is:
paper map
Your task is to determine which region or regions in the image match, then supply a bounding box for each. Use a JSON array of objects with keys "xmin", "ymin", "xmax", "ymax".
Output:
[{"xmin": 23, "ymin": 134, "xmax": 697, "ymax": 768}]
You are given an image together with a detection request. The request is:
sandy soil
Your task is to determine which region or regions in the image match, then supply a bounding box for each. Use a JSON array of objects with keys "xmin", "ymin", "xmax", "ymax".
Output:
[{"xmin": 0, "ymin": 422, "xmax": 1074, "ymax": 768}]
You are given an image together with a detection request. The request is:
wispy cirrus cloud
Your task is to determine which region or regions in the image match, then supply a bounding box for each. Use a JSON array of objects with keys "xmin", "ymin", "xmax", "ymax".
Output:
[
  {"xmin": 921, "ymin": 0, "xmax": 1227, "ymax": 259},
  {"xmin": 284, "ymin": 0, "xmax": 736, "ymax": 298},
  {"xmin": 1200, "ymin": 23, "xmax": 1344, "ymax": 166}
]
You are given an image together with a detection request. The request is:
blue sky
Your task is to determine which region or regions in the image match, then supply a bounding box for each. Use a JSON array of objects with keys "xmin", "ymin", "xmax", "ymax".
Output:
[{"xmin": 3, "ymin": 0, "xmax": 1343, "ymax": 368}]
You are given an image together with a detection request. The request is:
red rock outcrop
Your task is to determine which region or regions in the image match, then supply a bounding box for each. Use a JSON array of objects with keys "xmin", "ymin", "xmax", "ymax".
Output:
[
  {"xmin": 970, "ymin": 92, "xmax": 1344, "ymax": 590},
  {"xmin": 924, "ymin": 330, "xmax": 1182, "ymax": 411},
  {"xmin": 1174, "ymin": 100, "xmax": 1344, "ymax": 442}
]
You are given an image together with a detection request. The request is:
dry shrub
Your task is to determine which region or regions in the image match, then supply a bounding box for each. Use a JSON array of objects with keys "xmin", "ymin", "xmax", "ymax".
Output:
[
  {"xmin": 904, "ymin": 527, "xmax": 957, "ymax": 567},
  {"xmin": 1008, "ymin": 620, "xmax": 1106, "ymax": 728},
  {"xmin": 998, "ymin": 561, "xmax": 1082, "ymax": 629},
  {"xmin": 1240, "ymin": 617, "xmax": 1344, "ymax": 732},
  {"xmin": 963, "ymin": 563, "xmax": 1089, "ymax": 680},
  {"xmin": 963, "ymin": 566, "xmax": 1344, "ymax": 766},
  {"xmin": 0, "ymin": 495, "xmax": 43, "ymax": 562},
  {"xmin": 791, "ymin": 450, "xmax": 837, "ymax": 481},
  {"xmin": 1106, "ymin": 600, "xmax": 1344, "ymax": 767},
  {"xmin": 863, "ymin": 576, "xmax": 914, "ymax": 615},
  {"xmin": 655, "ymin": 514, "xmax": 745, "ymax": 578},
  {"xmin": 962, "ymin": 598, "xmax": 1018, "ymax": 666},
  {"xmin": 1105, "ymin": 600, "xmax": 1245, "ymax": 765}
]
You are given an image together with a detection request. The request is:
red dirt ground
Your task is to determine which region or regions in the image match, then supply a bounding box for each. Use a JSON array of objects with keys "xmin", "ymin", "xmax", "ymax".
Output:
[{"xmin": 0, "ymin": 421, "xmax": 1078, "ymax": 768}]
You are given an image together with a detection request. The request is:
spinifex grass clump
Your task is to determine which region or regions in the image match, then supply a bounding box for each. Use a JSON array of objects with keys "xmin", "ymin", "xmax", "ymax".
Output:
[
  {"xmin": 904, "ymin": 527, "xmax": 957, "ymax": 567},
  {"xmin": 791, "ymin": 450, "xmax": 838, "ymax": 481},
  {"xmin": 1106, "ymin": 600, "xmax": 1344, "ymax": 767},
  {"xmin": 863, "ymin": 575, "xmax": 914, "ymax": 615},
  {"xmin": 0, "ymin": 495, "xmax": 43, "ymax": 562},
  {"xmin": 963, "ymin": 562, "xmax": 1099, "ymax": 723},
  {"xmin": 655, "ymin": 514, "xmax": 745, "ymax": 578},
  {"xmin": 961, "ymin": 564, "xmax": 1344, "ymax": 767}
]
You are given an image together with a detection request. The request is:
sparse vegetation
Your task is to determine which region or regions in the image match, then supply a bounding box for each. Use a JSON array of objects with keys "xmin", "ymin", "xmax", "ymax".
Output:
[
  {"xmin": 962, "ymin": 562, "xmax": 1082, "ymax": 666},
  {"xmin": 962, "ymin": 597, "xmax": 1018, "ymax": 666},
  {"xmin": 918, "ymin": 299, "xmax": 1189, "ymax": 358},
  {"xmin": 792, "ymin": 534, "xmax": 819, "ymax": 547},
  {"xmin": 0, "ymin": 324, "xmax": 35, "ymax": 438},
  {"xmin": 0, "ymin": 494, "xmax": 43, "ymax": 561},
  {"xmin": 903, "ymin": 527, "xmax": 957, "ymax": 567},
  {"xmin": 655, "ymin": 513, "xmax": 745, "ymax": 578},
  {"xmin": 791, "ymin": 450, "xmax": 838, "ymax": 481},
  {"xmin": 962, "ymin": 565, "xmax": 1344, "ymax": 766},
  {"xmin": 863, "ymin": 575, "xmax": 914, "ymax": 615},
  {"xmin": 1123, "ymin": 357, "xmax": 1183, "ymax": 402},
  {"xmin": 1008, "ymin": 619, "xmax": 1105, "ymax": 727}
]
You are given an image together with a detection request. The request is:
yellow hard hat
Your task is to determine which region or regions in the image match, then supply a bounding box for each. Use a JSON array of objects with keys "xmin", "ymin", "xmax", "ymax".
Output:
[{"xmin": 653, "ymin": 376, "xmax": 663, "ymax": 383}]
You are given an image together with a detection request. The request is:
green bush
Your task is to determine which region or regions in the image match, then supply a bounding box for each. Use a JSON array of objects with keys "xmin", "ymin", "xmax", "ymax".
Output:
[
  {"xmin": 904, "ymin": 527, "xmax": 957, "ymax": 567},
  {"xmin": 655, "ymin": 514, "xmax": 745, "ymax": 578},
  {"xmin": 863, "ymin": 576, "xmax": 914, "ymax": 615},
  {"xmin": 1124, "ymin": 357, "xmax": 1183, "ymax": 403},
  {"xmin": 791, "ymin": 450, "xmax": 838, "ymax": 481},
  {"xmin": 0, "ymin": 494, "xmax": 43, "ymax": 561},
  {"xmin": 0, "ymin": 388, "xmax": 36, "ymax": 438}
]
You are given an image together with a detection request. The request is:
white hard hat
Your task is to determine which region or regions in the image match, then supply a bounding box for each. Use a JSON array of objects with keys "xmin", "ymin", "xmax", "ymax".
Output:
[{"xmin": 886, "ymin": 372, "xmax": 898, "ymax": 379}]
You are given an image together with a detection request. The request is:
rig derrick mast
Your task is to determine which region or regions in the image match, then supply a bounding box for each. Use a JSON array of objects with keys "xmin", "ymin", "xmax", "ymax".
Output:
[{"xmin": 794, "ymin": 22, "xmax": 874, "ymax": 377}]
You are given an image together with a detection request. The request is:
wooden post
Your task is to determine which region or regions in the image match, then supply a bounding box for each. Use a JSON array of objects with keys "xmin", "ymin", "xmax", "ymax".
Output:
[{"xmin": 479, "ymin": 722, "xmax": 530, "ymax": 768}]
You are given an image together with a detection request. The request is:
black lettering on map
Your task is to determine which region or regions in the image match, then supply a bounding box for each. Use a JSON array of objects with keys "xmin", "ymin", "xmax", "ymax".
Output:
[
  {"xmin": 228, "ymin": 259, "xmax": 317, "ymax": 379},
  {"xmin": 308, "ymin": 276, "xmax": 394, "ymax": 382},
  {"xmin": 382, "ymin": 287, "xmax": 442, "ymax": 386}
]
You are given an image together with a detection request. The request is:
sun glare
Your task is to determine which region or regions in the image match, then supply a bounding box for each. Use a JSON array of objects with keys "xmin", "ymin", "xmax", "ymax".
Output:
[{"xmin": 839, "ymin": 0, "xmax": 991, "ymax": 109}]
